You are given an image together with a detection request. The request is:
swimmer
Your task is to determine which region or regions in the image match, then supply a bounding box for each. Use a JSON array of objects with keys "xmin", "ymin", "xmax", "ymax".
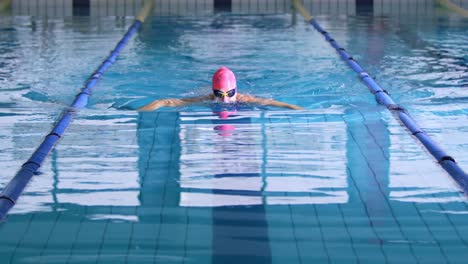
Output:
[{"xmin": 138, "ymin": 67, "xmax": 304, "ymax": 111}]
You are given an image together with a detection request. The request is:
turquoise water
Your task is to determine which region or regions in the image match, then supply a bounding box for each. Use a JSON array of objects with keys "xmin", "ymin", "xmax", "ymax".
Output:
[{"xmin": 1, "ymin": 4, "xmax": 468, "ymax": 264}]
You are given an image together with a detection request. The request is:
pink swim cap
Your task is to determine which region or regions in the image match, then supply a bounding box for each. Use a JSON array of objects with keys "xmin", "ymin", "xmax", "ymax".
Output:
[{"xmin": 212, "ymin": 67, "xmax": 236, "ymax": 91}]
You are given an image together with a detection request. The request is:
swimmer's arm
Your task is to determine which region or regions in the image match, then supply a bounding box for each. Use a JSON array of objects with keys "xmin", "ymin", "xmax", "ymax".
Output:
[
  {"xmin": 238, "ymin": 94, "xmax": 304, "ymax": 110},
  {"xmin": 138, "ymin": 95, "xmax": 213, "ymax": 111}
]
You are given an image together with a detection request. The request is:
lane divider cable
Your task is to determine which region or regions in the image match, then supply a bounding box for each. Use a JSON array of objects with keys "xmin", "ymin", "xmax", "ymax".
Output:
[
  {"xmin": 0, "ymin": 0, "xmax": 155, "ymax": 220},
  {"xmin": 291, "ymin": 0, "xmax": 468, "ymax": 193}
]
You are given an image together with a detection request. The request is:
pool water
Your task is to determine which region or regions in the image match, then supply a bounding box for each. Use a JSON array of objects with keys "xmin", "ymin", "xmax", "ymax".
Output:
[{"xmin": 1, "ymin": 3, "xmax": 468, "ymax": 264}]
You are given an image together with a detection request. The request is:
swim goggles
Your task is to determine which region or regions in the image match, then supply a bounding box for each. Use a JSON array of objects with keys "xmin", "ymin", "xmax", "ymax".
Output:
[{"xmin": 213, "ymin": 88, "xmax": 237, "ymax": 98}]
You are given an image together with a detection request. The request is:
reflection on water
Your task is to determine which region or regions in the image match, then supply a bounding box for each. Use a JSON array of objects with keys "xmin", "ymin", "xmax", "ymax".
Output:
[
  {"xmin": 0, "ymin": 109, "xmax": 141, "ymax": 215},
  {"xmin": 1, "ymin": 108, "xmax": 464, "ymax": 215},
  {"xmin": 0, "ymin": 107, "xmax": 467, "ymax": 263},
  {"xmin": 178, "ymin": 110, "xmax": 348, "ymax": 207}
]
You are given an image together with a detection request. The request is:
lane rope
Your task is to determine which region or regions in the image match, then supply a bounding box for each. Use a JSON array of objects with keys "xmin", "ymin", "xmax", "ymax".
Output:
[
  {"xmin": 435, "ymin": 0, "xmax": 468, "ymax": 17},
  {"xmin": 291, "ymin": 0, "xmax": 468, "ymax": 193},
  {"xmin": 0, "ymin": 0, "xmax": 155, "ymax": 220}
]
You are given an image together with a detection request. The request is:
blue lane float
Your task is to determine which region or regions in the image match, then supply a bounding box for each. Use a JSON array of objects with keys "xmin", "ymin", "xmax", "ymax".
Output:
[
  {"xmin": 291, "ymin": 0, "xmax": 468, "ymax": 193},
  {"xmin": 0, "ymin": 1, "xmax": 154, "ymax": 220}
]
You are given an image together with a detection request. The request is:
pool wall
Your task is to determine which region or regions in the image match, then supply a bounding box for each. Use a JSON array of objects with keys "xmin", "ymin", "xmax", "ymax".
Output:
[{"xmin": 9, "ymin": 0, "xmax": 468, "ymax": 18}]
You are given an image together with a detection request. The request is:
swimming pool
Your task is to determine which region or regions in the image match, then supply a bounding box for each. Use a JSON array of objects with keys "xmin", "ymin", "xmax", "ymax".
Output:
[{"xmin": 0, "ymin": 0, "xmax": 467, "ymax": 263}]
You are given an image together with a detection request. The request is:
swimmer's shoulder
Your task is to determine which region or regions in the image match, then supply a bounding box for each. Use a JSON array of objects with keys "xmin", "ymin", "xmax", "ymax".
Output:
[
  {"xmin": 236, "ymin": 93, "xmax": 257, "ymax": 103},
  {"xmin": 181, "ymin": 94, "xmax": 214, "ymax": 103}
]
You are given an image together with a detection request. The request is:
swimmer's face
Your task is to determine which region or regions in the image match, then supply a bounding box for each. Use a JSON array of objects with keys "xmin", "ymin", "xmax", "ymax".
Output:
[
  {"xmin": 213, "ymin": 88, "xmax": 237, "ymax": 103},
  {"xmin": 212, "ymin": 67, "xmax": 237, "ymax": 103}
]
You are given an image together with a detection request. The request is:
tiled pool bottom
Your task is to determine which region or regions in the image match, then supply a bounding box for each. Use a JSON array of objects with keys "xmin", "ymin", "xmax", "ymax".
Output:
[{"xmin": 1, "ymin": 109, "xmax": 467, "ymax": 263}]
